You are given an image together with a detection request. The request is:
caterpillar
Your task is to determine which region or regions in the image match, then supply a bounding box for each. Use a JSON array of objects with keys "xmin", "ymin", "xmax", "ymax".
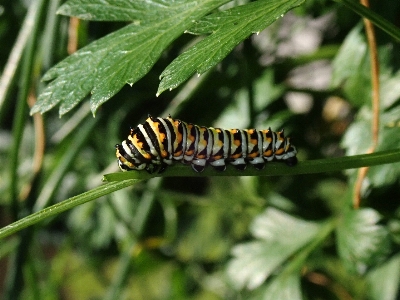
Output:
[{"xmin": 115, "ymin": 115, "xmax": 297, "ymax": 174}]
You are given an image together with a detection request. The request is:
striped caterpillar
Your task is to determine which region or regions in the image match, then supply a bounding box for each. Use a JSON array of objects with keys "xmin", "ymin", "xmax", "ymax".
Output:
[{"xmin": 116, "ymin": 115, "xmax": 297, "ymax": 173}]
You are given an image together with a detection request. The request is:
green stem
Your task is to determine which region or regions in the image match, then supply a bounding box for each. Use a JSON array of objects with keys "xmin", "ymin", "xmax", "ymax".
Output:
[
  {"xmin": 103, "ymin": 148, "xmax": 400, "ymax": 181},
  {"xmin": 0, "ymin": 180, "xmax": 140, "ymax": 241}
]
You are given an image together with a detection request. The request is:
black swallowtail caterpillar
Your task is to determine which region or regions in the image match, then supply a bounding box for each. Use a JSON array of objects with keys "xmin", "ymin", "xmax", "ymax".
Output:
[{"xmin": 115, "ymin": 115, "xmax": 298, "ymax": 174}]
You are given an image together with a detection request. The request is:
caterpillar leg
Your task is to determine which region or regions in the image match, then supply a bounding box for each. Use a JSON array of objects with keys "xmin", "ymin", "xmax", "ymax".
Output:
[
  {"xmin": 191, "ymin": 159, "xmax": 207, "ymax": 172},
  {"xmin": 143, "ymin": 161, "xmax": 172, "ymax": 174},
  {"xmin": 145, "ymin": 163, "xmax": 158, "ymax": 174},
  {"xmin": 210, "ymin": 159, "xmax": 227, "ymax": 172},
  {"xmin": 285, "ymin": 156, "xmax": 298, "ymax": 166},
  {"xmin": 157, "ymin": 162, "xmax": 170, "ymax": 174},
  {"xmin": 229, "ymin": 158, "xmax": 247, "ymax": 171},
  {"xmin": 248, "ymin": 157, "xmax": 265, "ymax": 170}
]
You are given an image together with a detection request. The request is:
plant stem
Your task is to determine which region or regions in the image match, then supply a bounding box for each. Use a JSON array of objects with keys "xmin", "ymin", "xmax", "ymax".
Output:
[
  {"xmin": 353, "ymin": 0, "xmax": 380, "ymax": 208},
  {"xmin": 0, "ymin": 180, "xmax": 140, "ymax": 240},
  {"xmin": 103, "ymin": 148, "xmax": 400, "ymax": 181}
]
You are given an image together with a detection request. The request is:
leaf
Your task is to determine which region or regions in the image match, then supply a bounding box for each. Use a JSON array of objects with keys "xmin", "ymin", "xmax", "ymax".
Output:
[
  {"xmin": 31, "ymin": 0, "xmax": 228, "ymax": 116},
  {"xmin": 227, "ymin": 208, "xmax": 320, "ymax": 290},
  {"xmin": 250, "ymin": 273, "xmax": 302, "ymax": 300},
  {"xmin": 341, "ymin": 108, "xmax": 372, "ymax": 156},
  {"xmin": 389, "ymin": 208, "xmax": 400, "ymax": 245},
  {"xmin": 157, "ymin": 0, "xmax": 305, "ymax": 95},
  {"xmin": 366, "ymin": 253, "xmax": 400, "ymax": 300},
  {"xmin": 330, "ymin": 25, "xmax": 363, "ymax": 85},
  {"xmin": 336, "ymin": 208, "xmax": 390, "ymax": 273},
  {"xmin": 342, "ymin": 105, "xmax": 400, "ymax": 187},
  {"xmin": 331, "ymin": 25, "xmax": 370, "ymax": 107},
  {"xmin": 381, "ymin": 69, "xmax": 400, "ymax": 109},
  {"xmin": 332, "ymin": 27, "xmax": 397, "ymax": 108},
  {"xmin": 57, "ymin": 0, "xmax": 173, "ymax": 22}
]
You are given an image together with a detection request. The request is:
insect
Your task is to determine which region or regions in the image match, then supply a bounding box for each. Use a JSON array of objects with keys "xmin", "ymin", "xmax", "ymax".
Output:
[{"xmin": 115, "ymin": 115, "xmax": 297, "ymax": 173}]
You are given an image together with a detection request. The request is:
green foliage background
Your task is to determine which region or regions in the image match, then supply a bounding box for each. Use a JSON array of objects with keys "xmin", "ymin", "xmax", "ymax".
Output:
[{"xmin": 1, "ymin": 0, "xmax": 400, "ymax": 299}]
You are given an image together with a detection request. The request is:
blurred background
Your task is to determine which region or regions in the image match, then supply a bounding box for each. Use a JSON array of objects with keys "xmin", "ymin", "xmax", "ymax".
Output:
[{"xmin": 1, "ymin": 0, "xmax": 400, "ymax": 299}]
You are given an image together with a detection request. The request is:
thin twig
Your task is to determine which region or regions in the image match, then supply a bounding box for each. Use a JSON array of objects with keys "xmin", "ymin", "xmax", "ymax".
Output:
[
  {"xmin": 68, "ymin": 17, "xmax": 80, "ymax": 54},
  {"xmin": 353, "ymin": 0, "xmax": 380, "ymax": 208},
  {"xmin": 19, "ymin": 89, "xmax": 45, "ymax": 201}
]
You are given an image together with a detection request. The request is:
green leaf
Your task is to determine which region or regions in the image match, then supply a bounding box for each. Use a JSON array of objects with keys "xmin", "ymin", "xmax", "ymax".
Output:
[
  {"xmin": 341, "ymin": 108, "xmax": 372, "ymax": 156},
  {"xmin": 31, "ymin": 0, "xmax": 228, "ymax": 116},
  {"xmin": 333, "ymin": 25, "xmax": 400, "ymax": 109},
  {"xmin": 227, "ymin": 208, "xmax": 320, "ymax": 290},
  {"xmin": 157, "ymin": 0, "xmax": 305, "ymax": 95},
  {"xmin": 342, "ymin": 105, "xmax": 400, "ymax": 188},
  {"xmin": 57, "ymin": 0, "xmax": 173, "ymax": 22},
  {"xmin": 331, "ymin": 25, "xmax": 370, "ymax": 107},
  {"xmin": 389, "ymin": 208, "xmax": 400, "ymax": 245},
  {"xmin": 250, "ymin": 274, "xmax": 302, "ymax": 300},
  {"xmin": 336, "ymin": 208, "xmax": 390, "ymax": 273},
  {"xmin": 366, "ymin": 253, "xmax": 400, "ymax": 300},
  {"xmin": 381, "ymin": 69, "xmax": 400, "ymax": 109}
]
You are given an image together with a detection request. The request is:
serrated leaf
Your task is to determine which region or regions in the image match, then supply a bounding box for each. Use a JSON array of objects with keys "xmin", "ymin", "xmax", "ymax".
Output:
[
  {"xmin": 366, "ymin": 253, "xmax": 400, "ymax": 300},
  {"xmin": 336, "ymin": 208, "xmax": 390, "ymax": 273},
  {"xmin": 31, "ymin": 0, "xmax": 228, "ymax": 116},
  {"xmin": 227, "ymin": 208, "xmax": 320, "ymax": 290},
  {"xmin": 158, "ymin": 0, "xmax": 304, "ymax": 95},
  {"xmin": 57, "ymin": 0, "xmax": 170, "ymax": 22}
]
